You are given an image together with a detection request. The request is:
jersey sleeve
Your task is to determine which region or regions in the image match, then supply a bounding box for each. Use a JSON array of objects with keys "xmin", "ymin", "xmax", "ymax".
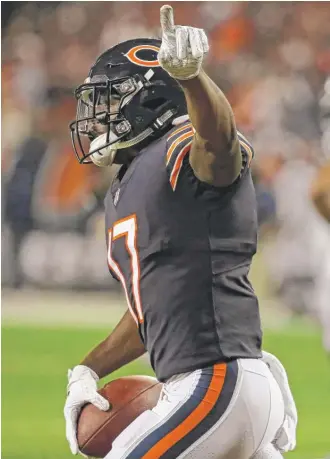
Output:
[
  {"xmin": 165, "ymin": 122, "xmax": 195, "ymax": 191},
  {"xmin": 165, "ymin": 123, "xmax": 255, "ymax": 190}
]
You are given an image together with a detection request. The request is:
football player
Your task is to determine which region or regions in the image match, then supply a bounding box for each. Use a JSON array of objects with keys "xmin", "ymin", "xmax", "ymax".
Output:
[
  {"xmin": 311, "ymin": 159, "xmax": 330, "ymax": 356},
  {"xmin": 310, "ymin": 77, "xmax": 330, "ymax": 356},
  {"xmin": 64, "ymin": 6, "xmax": 297, "ymax": 459}
]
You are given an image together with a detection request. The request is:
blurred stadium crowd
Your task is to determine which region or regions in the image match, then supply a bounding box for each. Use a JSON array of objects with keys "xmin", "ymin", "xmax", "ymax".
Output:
[{"xmin": 1, "ymin": 2, "xmax": 330, "ymax": 335}]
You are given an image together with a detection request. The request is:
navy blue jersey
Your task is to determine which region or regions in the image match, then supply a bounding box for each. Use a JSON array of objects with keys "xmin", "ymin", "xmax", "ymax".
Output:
[{"xmin": 105, "ymin": 122, "xmax": 262, "ymax": 382}]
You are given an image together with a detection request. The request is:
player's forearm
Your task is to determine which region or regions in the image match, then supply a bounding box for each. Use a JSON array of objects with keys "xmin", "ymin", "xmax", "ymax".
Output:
[
  {"xmin": 80, "ymin": 310, "xmax": 146, "ymax": 379},
  {"xmin": 180, "ymin": 69, "xmax": 236, "ymax": 152}
]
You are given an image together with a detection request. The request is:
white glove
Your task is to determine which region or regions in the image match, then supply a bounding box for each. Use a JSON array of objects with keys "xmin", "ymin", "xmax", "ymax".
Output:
[
  {"xmin": 64, "ymin": 365, "xmax": 110, "ymax": 455},
  {"xmin": 262, "ymin": 351, "xmax": 298, "ymax": 453},
  {"xmin": 158, "ymin": 5, "xmax": 209, "ymax": 80}
]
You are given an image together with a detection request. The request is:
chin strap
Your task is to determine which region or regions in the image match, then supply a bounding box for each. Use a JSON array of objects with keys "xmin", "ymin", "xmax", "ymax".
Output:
[{"xmin": 110, "ymin": 108, "xmax": 177, "ymax": 151}]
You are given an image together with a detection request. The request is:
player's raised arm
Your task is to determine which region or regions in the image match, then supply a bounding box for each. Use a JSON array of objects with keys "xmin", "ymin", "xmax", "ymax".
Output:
[{"xmin": 159, "ymin": 5, "xmax": 242, "ymax": 187}]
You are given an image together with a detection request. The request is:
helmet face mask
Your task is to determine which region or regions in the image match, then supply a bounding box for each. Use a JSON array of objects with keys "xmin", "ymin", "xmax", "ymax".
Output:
[
  {"xmin": 70, "ymin": 38, "xmax": 187, "ymax": 166},
  {"xmin": 70, "ymin": 77, "xmax": 136, "ymax": 164}
]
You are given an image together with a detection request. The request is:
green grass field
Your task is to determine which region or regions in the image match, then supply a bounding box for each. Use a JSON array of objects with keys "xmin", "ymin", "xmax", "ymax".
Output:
[{"xmin": 2, "ymin": 322, "xmax": 330, "ymax": 459}]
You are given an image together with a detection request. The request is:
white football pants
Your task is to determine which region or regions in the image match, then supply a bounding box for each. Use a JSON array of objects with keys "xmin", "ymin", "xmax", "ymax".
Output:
[{"xmin": 104, "ymin": 358, "xmax": 285, "ymax": 459}]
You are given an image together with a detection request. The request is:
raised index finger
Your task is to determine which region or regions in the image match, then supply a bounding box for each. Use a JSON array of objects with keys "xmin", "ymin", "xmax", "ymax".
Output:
[{"xmin": 160, "ymin": 5, "xmax": 175, "ymax": 35}]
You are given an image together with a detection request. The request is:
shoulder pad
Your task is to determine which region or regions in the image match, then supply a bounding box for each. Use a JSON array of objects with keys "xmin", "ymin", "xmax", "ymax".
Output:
[{"xmin": 165, "ymin": 122, "xmax": 194, "ymax": 190}]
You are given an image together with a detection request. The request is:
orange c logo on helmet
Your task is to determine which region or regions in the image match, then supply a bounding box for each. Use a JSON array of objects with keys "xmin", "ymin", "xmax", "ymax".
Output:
[{"xmin": 125, "ymin": 45, "xmax": 160, "ymax": 67}]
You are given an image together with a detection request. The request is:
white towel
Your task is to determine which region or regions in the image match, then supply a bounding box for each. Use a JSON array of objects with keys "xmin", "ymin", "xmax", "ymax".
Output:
[{"xmin": 262, "ymin": 351, "xmax": 298, "ymax": 452}]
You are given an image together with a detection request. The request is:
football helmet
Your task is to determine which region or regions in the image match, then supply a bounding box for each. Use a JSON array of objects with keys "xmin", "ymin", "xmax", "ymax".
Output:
[{"xmin": 70, "ymin": 38, "xmax": 187, "ymax": 165}]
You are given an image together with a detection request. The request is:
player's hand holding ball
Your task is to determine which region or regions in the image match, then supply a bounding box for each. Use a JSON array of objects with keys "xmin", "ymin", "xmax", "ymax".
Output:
[
  {"xmin": 158, "ymin": 4, "xmax": 209, "ymax": 80},
  {"xmin": 64, "ymin": 365, "xmax": 110, "ymax": 455}
]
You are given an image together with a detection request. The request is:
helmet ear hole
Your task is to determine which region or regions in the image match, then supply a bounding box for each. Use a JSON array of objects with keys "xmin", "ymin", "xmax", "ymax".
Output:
[{"xmin": 142, "ymin": 97, "xmax": 167, "ymax": 111}]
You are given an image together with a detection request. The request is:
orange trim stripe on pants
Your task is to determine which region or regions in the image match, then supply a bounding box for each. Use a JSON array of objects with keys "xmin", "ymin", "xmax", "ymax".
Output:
[{"xmin": 142, "ymin": 363, "xmax": 227, "ymax": 459}]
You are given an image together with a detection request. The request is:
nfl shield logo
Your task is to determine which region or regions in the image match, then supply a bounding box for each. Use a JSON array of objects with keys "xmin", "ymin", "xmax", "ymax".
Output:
[{"xmin": 114, "ymin": 189, "xmax": 120, "ymax": 206}]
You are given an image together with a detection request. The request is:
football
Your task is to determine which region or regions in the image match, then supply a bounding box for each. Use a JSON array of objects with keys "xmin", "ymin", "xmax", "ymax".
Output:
[{"xmin": 77, "ymin": 375, "xmax": 162, "ymax": 458}]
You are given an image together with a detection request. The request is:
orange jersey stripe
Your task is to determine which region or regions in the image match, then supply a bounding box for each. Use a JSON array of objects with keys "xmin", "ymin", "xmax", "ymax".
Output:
[
  {"xmin": 239, "ymin": 139, "xmax": 253, "ymax": 165},
  {"xmin": 167, "ymin": 122, "xmax": 192, "ymax": 141},
  {"xmin": 166, "ymin": 130, "xmax": 194, "ymax": 165},
  {"xmin": 170, "ymin": 140, "xmax": 193, "ymax": 190},
  {"xmin": 237, "ymin": 131, "xmax": 254, "ymax": 165},
  {"xmin": 237, "ymin": 131, "xmax": 252, "ymax": 147},
  {"xmin": 142, "ymin": 363, "xmax": 227, "ymax": 459}
]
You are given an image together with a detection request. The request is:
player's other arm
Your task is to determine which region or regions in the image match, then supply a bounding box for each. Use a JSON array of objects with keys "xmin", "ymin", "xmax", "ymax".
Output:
[
  {"xmin": 159, "ymin": 5, "xmax": 241, "ymax": 187},
  {"xmin": 64, "ymin": 311, "xmax": 145, "ymax": 454},
  {"xmin": 81, "ymin": 310, "xmax": 146, "ymax": 378}
]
